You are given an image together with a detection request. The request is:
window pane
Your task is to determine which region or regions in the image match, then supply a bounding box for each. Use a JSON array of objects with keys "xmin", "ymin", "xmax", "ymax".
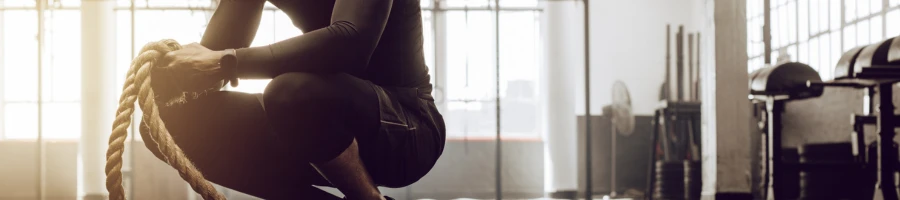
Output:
[
  {"xmin": 748, "ymin": 18, "xmax": 757, "ymax": 58},
  {"xmin": 133, "ymin": 10, "xmax": 210, "ymax": 52},
  {"xmin": 445, "ymin": 11, "xmax": 495, "ymax": 101},
  {"xmin": 799, "ymin": 41, "xmax": 809, "ymax": 63},
  {"xmin": 747, "ymin": 0, "xmax": 755, "ymax": 19},
  {"xmin": 810, "ymin": 36, "xmax": 820, "ymax": 70},
  {"xmin": 858, "ymin": 19, "xmax": 870, "ymax": 45},
  {"xmin": 811, "ymin": 0, "xmax": 820, "ymax": 33},
  {"xmin": 115, "ymin": 10, "xmax": 132, "ymax": 101},
  {"xmin": 274, "ymin": 11, "xmax": 302, "ymax": 42},
  {"xmin": 41, "ymin": 102, "xmax": 80, "ymax": 139},
  {"xmin": 872, "ymin": 0, "xmax": 882, "ymax": 13},
  {"xmin": 249, "ymin": 11, "xmax": 276, "ymax": 47},
  {"xmin": 3, "ymin": 11, "xmax": 38, "ymax": 102},
  {"xmin": 889, "ymin": 10, "xmax": 900, "ymax": 37},
  {"xmin": 799, "ymin": 0, "xmax": 809, "ymax": 41},
  {"xmin": 4, "ymin": 103, "xmax": 37, "ymax": 140},
  {"xmin": 845, "ymin": 24, "xmax": 857, "ymax": 51},
  {"xmin": 139, "ymin": 0, "xmax": 213, "ymax": 8},
  {"xmin": 820, "ymin": 33, "xmax": 831, "ymax": 79},
  {"xmin": 501, "ymin": 0, "xmax": 537, "ymax": 8},
  {"xmin": 872, "ymin": 15, "xmax": 883, "ymax": 42},
  {"xmin": 845, "ymin": 0, "xmax": 857, "ymax": 23},
  {"xmin": 830, "ymin": 31, "xmax": 842, "ymax": 80},
  {"xmin": 45, "ymin": 10, "xmax": 81, "ymax": 102},
  {"xmin": 787, "ymin": 45, "xmax": 797, "ymax": 62},
  {"xmin": 830, "ymin": 0, "xmax": 841, "ymax": 31},
  {"xmin": 423, "ymin": 11, "xmax": 436, "ymax": 86},
  {"xmin": 445, "ymin": 10, "xmax": 497, "ymax": 138},
  {"xmin": 499, "ymin": 11, "xmax": 539, "ymax": 138},
  {"xmin": 819, "ymin": 0, "xmax": 829, "ymax": 31},
  {"xmin": 57, "ymin": 0, "xmax": 80, "ymax": 7},
  {"xmin": 773, "ymin": 7, "xmax": 781, "ymax": 47},
  {"xmin": 1, "ymin": 0, "xmax": 34, "ymax": 7},
  {"xmin": 859, "ymin": 0, "xmax": 870, "ymax": 18},
  {"xmin": 444, "ymin": 101, "xmax": 497, "ymax": 138},
  {"xmin": 444, "ymin": 0, "xmax": 491, "ymax": 8},
  {"xmin": 782, "ymin": 4, "xmax": 792, "ymax": 44},
  {"xmin": 893, "ymin": 0, "xmax": 900, "ymax": 7}
]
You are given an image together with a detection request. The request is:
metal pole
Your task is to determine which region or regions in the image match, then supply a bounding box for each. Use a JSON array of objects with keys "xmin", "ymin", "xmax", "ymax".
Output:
[
  {"xmin": 766, "ymin": 99, "xmax": 783, "ymax": 200},
  {"xmin": 583, "ymin": 0, "xmax": 592, "ymax": 199},
  {"xmin": 676, "ymin": 26, "xmax": 684, "ymax": 101},
  {"xmin": 666, "ymin": 25, "xmax": 670, "ymax": 101},
  {"xmin": 494, "ymin": 0, "xmax": 502, "ymax": 199},
  {"xmin": 35, "ymin": 0, "xmax": 46, "ymax": 199},
  {"xmin": 878, "ymin": 83, "xmax": 898, "ymax": 200},
  {"xmin": 763, "ymin": 0, "xmax": 771, "ymax": 64},
  {"xmin": 688, "ymin": 33, "xmax": 693, "ymax": 101}
]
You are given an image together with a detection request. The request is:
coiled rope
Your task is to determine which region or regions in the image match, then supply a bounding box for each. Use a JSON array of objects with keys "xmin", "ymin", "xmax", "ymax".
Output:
[{"xmin": 106, "ymin": 39, "xmax": 225, "ymax": 200}]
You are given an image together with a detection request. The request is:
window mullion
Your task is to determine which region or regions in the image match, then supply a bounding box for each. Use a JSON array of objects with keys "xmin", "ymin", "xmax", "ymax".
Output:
[{"xmin": 434, "ymin": 4, "xmax": 448, "ymax": 112}]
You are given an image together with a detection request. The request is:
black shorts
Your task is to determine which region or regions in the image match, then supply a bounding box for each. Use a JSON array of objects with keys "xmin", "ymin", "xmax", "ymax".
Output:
[{"xmin": 363, "ymin": 83, "xmax": 447, "ymax": 187}]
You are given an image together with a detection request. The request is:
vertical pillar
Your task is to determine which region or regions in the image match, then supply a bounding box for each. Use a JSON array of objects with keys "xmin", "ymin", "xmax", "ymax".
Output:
[
  {"xmin": 0, "ymin": 5, "xmax": 5, "ymax": 139},
  {"xmin": 706, "ymin": 0, "xmax": 752, "ymax": 198},
  {"xmin": 543, "ymin": 0, "xmax": 583, "ymax": 194},
  {"xmin": 81, "ymin": 0, "xmax": 117, "ymax": 199}
]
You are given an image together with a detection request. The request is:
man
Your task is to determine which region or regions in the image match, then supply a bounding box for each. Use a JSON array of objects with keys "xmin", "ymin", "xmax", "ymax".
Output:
[{"xmin": 139, "ymin": 0, "xmax": 446, "ymax": 199}]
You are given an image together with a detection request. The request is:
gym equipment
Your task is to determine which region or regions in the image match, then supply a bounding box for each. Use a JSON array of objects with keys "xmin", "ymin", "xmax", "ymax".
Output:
[
  {"xmin": 652, "ymin": 160, "xmax": 701, "ymax": 200},
  {"xmin": 608, "ymin": 81, "xmax": 635, "ymax": 136},
  {"xmin": 811, "ymin": 36, "xmax": 900, "ymax": 200},
  {"xmin": 599, "ymin": 80, "xmax": 635, "ymax": 197},
  {"xmin": 798, "ymin": 142, "xmax": 876, "ymax": 199},
  {"xmin": 647, "ymin": 24, "xmax": 702, "ymax": 200},
  {"xmin": 748, "ymin": 62, "xmax": 825, "ymax": 200}
]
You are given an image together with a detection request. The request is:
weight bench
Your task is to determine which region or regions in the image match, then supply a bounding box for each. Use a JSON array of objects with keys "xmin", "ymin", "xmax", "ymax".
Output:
[{"xmin": 808, "ymin": 36, "xmax": 900, "ymax": 200}]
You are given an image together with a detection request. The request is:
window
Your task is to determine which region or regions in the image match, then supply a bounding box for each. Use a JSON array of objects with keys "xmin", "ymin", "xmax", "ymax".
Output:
[
  {"xmin": 2, "ymin": 0, "xmax": 544, "ymax": 141},
  {"xmin": 1, "ymin": 1, "xmax": 81, "ymax": 140},
  {"xmin": 437, "ymin": 0, "xmax": 542, "ymax": 140},
  {"xmin": 749, "ymin": 0, "xmax": 900, "ymax": 80}
]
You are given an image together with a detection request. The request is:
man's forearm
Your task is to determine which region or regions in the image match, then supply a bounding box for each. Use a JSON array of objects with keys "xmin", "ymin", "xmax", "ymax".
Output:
[{"xmin": 200, "ymin": 0, "xmax": 265, "ymax": 50}]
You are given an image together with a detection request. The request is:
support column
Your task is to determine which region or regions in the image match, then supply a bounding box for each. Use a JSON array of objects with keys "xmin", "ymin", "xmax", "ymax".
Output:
[
  {"xmin": 542, "ymin": 0, "xmax": 583, "ymax": 194},
  {"xmin": 705, "ymin": 0, "xmax": 752, "ymax": 198},
  {"xmin": 0, "ymin": 5, "xmax": 5, "ymax": 139},
  {"xmin": 81, "ymin": 0, "xmax": 117, "ymax": 199}
]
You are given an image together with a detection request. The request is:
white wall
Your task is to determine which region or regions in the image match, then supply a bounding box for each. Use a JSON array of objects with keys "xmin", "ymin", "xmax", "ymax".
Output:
[{"xmin": 575, "ymin": 0, "xmax": 711, "ymax": 116}]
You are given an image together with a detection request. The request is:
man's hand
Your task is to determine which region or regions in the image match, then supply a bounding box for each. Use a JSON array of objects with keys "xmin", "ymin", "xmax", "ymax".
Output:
[{"xmin": 159, "ymin": 43, "xmax": 228, "ymax": 92}]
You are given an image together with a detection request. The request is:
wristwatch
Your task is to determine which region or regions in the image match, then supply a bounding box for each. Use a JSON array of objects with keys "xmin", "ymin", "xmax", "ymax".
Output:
[{"xmin": 220, "ymin": 49, "xmax": 239, "ymax": 87}]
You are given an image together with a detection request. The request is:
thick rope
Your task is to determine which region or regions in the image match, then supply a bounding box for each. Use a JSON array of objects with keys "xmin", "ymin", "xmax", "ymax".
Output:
[{"xmin": 106, "ymin": 39, "xmax": 226, "ymax": 200}]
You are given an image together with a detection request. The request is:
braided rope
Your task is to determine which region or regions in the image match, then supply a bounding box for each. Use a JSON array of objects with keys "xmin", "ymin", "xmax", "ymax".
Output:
[{"xmin": 106, "ymin": 39, "xmax": 226, "ymax": 200}]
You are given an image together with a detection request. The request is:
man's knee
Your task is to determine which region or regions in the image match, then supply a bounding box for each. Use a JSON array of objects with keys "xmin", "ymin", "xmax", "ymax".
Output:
[{"xmin": 263, "ymin": 72, "xmax": 343, "ymax": 113}]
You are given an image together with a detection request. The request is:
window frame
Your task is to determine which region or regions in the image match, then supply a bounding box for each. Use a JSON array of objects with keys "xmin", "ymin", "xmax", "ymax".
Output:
[{"xmin": 750, "ymin": 0, "xmax": 900, "ymax": 80}]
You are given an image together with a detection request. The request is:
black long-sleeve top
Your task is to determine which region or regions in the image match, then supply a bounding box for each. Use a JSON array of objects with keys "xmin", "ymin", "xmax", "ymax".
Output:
[{"xmin": 200, "ymin": 0, "xmax": 429, "ymax": 88}]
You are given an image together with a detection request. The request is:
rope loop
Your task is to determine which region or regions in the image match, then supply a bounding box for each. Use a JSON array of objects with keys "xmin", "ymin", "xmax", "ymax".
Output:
[{"xmin": 106, "ymin": 39, "xmax": 225, "ymax": 200}]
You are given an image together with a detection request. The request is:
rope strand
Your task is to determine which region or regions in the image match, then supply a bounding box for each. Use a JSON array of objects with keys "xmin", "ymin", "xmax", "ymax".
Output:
[{"xmin": 106, "ymin": 39, "xmax": 226, "ymax": 200}]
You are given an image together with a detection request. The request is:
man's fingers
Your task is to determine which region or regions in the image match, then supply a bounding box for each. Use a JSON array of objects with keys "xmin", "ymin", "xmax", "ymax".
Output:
[{"xmin": 159, "ymin": 51, "xmax": 178, "ymax": 68}]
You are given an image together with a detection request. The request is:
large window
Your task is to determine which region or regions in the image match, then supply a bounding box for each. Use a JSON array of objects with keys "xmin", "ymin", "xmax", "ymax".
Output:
[
  {"xmin": 438, "ymin": 0, "xmax": 542, "ymax": 140},
  {"xmin": 0, "ymin": 0, "xmax": 543, "ymax": 141},
  {"xmin": 1, "ymin": 0, "xmax": 82, "ymax": 140},
  {"xmin": 748, "ymin": 0, "xmax": 900, "ymax": 80}
]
